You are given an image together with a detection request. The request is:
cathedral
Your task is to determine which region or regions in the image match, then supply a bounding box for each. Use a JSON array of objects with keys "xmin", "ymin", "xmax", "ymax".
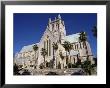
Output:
[{"xmin": 14, "ymin": 14, "xmax": 94, "ymax": 70}]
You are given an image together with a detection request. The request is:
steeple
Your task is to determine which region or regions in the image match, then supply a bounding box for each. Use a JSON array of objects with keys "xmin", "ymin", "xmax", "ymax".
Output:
[{"xmin": 58, "ymin": 14, "xmax": 61, "ymax": 19}]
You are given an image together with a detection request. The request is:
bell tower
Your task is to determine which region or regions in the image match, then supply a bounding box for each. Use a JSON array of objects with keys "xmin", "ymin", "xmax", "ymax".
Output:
[
  {"xmin": 48, "ymin": 14, "xmax": 66, "ymax": 44},
  {"xmin": 57, "ymin": 14, "xmax": 66, "ymax": 44}
]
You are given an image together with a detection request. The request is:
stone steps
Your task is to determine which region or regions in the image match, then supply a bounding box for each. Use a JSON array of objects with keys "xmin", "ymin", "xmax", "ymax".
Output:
[{"xmin": 29, "ymin": 68, "xmax": 84, "ymax": 75}]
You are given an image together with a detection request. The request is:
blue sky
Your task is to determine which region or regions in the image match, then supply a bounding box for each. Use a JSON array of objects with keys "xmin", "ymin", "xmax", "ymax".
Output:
[{"xmin": 14, "ymin": 13, "xmax": 97, "ymax": 57}]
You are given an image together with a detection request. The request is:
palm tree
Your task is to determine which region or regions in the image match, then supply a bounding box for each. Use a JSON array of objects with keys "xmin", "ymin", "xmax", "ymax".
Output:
[
  {"xmin": 79, "ymin": 31, "xmax": 88, "ymax": 58},
  {"xmin": 41, "ymin": 48, "xmax": 47, "ymax": 68},
  {"xmin": 33, "ymin": 44, "xmax": 38, "ymax": 69},
  {"xmin": 92, "ymin": 26, "xmax": 97, "ymax": 38},
  {"xmin": 62, "ymin": 41, "xmax": 72, "ymax": 67},
  {"xmin": 52, "ymin": 42, "xmax": 58, "ymax": 68}
]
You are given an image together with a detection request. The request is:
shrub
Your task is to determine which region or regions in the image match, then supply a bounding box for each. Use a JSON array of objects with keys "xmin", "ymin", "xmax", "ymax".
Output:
[
  {"xmin": 13, "ymin": 64, "xmax": 21, "ymax": 75},
  {"xmin": 58, "ymin": 62, "xmax": 61, "ymax": 69},
  {"xmin": 81, "ymin": 60, "xmax": 95, "ymax": 75},
  {"xmin": 68, "ymin": 63, "xmax": 72, "ymax": 68},
  {"xmin": 22, "ymin": 69, "xmax": 31, "ymax": 75},
  {"xmin": 39, "ymin": 63, "xmax": 44, "ymax": 69}
]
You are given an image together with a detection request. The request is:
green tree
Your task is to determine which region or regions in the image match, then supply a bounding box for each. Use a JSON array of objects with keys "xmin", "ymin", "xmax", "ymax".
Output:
[
  {"xmin": 13, "ymin": 64, "xmax": 21, "ymax": 75},
  {"xmin": 33, "ymin": 44, "xmax": 38, "ymax": 69},
  {"xmin": 81, "ymin": 59, "xmax": 95, "ymax": 75},
  {"xmin": 68, "ymin": 63, "xmax": 73, "ymax": 68},
  {"xmin": 41, "ymin": 48, "xmax": 47, "ymax": 68},
  {"xmin": 39, "ymin": 63, "xmax": 44, "ymax": 69},
  {"xmin": 52, "ymin": 42, "xmax": 58, "ymax": 68}
]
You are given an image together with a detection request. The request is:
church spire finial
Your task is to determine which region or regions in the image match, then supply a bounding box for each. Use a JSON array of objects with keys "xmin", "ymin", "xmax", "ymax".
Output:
[
  {"xmin": 49, "ymin": 18, "xmax": 51, "ymax": 23},
  {"xmin": 58, "ymin": 14, "xmax": 61, "ymax": 19}
]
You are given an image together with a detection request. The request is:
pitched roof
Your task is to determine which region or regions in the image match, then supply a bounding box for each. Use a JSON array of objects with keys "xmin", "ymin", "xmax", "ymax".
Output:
[
  {"xmin": 65, "ymin": 33, "xmax": 80, "ymax": 43},
  {"xmin": 20, "ymin": 43, "xmax": 39, "ymax": 53}
]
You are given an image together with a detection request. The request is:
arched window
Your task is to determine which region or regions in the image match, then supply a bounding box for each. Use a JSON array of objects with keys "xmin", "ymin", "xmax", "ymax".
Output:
[
  {"xmin": 83, "ymin": 42, "xmax": 85, "ymax": 48},
  {"xmin": 52, "ymin": 24, "xmax": 54, "ymax": 30},
  {"xmin": 47, "ymin": 40, "xmax": 48, "ymax": 56},
  {"xmin": 58, "ymin": 23, "xmax": 59, "ymax": 29},
  {"xmin": 56, "ymin": 23, "xmax": 59, "ymax": 30},
  {"xmin": 72, "ymin": 44, "xmax": 74, "ymax": 50},
  {"xmin": 44, "ymin": 41, "xmax": 46, "ymax": 49},
  {"xmin": 80, "ymin": 42, "xmax": 82, "ymax": 49},
  {"xmin": 77, "ymin": 44, "xmax": 78, "ymax": 50},
  {"xmin": 74, "ymin": 45, "xmax": 76, "ymax": 50},
  {"xmin": 75, "ymin": 44, "xmax": 77, "ymax": 50},
  {"xmin": 49, "ymin": 39, "xmax": 51, "ymax": 56}
]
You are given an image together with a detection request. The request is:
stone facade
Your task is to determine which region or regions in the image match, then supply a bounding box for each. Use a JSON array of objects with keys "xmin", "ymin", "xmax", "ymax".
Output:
[{"xmin": 14, "ymin": 14, "xmax": 94, "ymax": 70}]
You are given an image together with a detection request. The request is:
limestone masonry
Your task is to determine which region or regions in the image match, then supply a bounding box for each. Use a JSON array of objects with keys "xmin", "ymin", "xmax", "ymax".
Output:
[{"xmin": 14, "ymin": 14, "xmax": 94, "ymax": 70}]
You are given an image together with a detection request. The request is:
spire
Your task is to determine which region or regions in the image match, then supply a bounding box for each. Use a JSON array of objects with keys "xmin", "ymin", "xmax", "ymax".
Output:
[
  {"xmin": 49, "ymin": 18, "xmax": 51, "ymax": 23},
  {"xmin": 62, "ymin": 21, "xmax": 65, "ymax": 26},
  {"xmin": 58, "ymin": 14, "xmax": 61, "ymax": 19},
  {"xmin": 55, "ymin": 17, "xmax": 57, "ymax": 21},
  {"xmin": 47, "ymin": 25, "xmax": 48, "ymax": 29}
]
